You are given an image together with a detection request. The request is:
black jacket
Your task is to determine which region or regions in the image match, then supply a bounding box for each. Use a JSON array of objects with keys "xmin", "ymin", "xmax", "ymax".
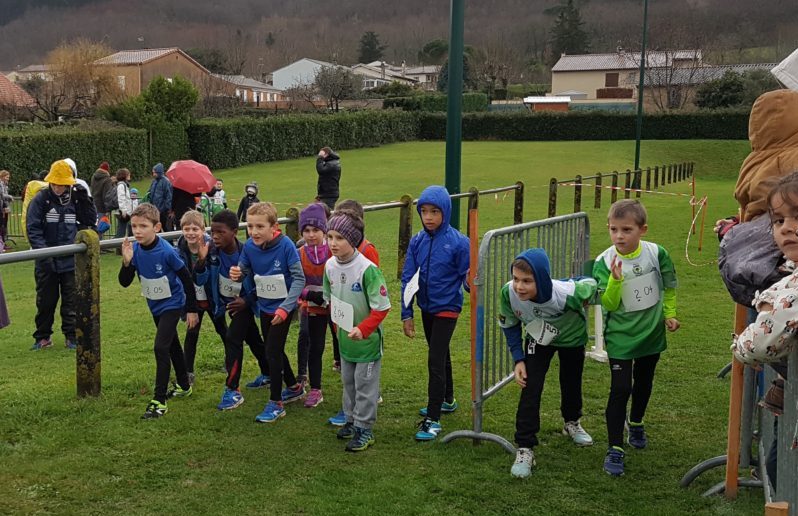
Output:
[
  {"xmin": 237, "ymin": 194, "xmax": 260, "ymax": 222},
  {"xmin": 315, "ymin": 152, "xmax": 341, "ymax": 200},
  {"xmin": 90, "ymin": 170, "xmax": 115, "ymax": 213}
]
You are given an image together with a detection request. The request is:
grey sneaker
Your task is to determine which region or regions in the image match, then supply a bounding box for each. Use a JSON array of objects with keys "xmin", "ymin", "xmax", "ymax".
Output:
[
  {"xmin": 563, "ymin": 420, "xmax": 594, "ymax": 446},
  {"xmin": 511, "ymin": 447, "xmax": 536, "ymax": 478}
]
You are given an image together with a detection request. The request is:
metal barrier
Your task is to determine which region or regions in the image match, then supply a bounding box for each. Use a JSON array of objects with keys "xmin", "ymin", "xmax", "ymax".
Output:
[{"xmin": 441, "ymin": 212, "xmax": 591, "ymax": 453}]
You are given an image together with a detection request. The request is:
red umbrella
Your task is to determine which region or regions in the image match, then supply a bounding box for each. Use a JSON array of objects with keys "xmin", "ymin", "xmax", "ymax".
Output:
[{"xmin": 166, "ymin": 160, "xmax": 217, "ymax": 194}]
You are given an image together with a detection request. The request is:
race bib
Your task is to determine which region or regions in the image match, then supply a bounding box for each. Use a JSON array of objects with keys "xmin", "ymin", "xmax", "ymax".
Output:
[
  {"xmin": 213, "ymin": 197, "xmax": 223, "ymax": 205},
  {"xmin": 194, "ymin": 283, "xmax": 207, "ymax": 301},
  {"xmin": 255, "ymin": 274, "xmax": 288, "ymax": 299},
  {"xmin": 141, "ymin": 275, "xmax": 172, "ymax": 301},
  {"xmin": 330, "ymin": 295, "xmax": 354, "ymax": 332},
  {"xmin": 621, "ymin": 271, "xmax": 661, "ymax": 312},
  {"xmin": 403, "ymin": 268, "xmax": 421, "ymax": 308},
  {"xmin": 525, "ymin": 318, "xmax": 559, "ymax": 353},
  {"xmin": 218, "ymin": 275, "xmax": 242, "ymax": 298}
]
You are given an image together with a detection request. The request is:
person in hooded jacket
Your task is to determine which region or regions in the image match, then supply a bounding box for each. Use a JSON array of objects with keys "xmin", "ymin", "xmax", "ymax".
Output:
[
  {"xmin": 237, "ymin": 183, "xmax": 260, "ymax": 224},
  {"xmin": 27, "ymin": 160, "xmax": 97, "ymax": 350},
  {"xmin": 90, "ymin": 161, "xmax": 115, "ymax": 221},
  {"xmin": 315, "ymin": 147, "xmax": 341, "ymax": 210},
  {"xmin": 401, "ymin": 185, "xmax": 470, "ymax": 441},
  {"xmin": 148, "ymin": 163, "xmax": 173, "ymax": 231}
]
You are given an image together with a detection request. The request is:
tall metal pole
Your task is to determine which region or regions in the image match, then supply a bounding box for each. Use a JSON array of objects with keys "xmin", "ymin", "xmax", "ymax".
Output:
[
  {"xmin": 445, "ymin": 0, "xmax": 465, "ymax": 229},
  {"xmin": 634, "ymin": 0, "xmax": 649, "ymax": 171}
]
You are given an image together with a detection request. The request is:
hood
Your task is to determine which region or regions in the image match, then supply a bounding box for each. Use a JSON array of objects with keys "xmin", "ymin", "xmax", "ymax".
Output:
[
  {"xmin": 514, "ymin": 248, "xmax": 553, "ymax": 304},
  {"xmin": 245, "ymin": 182, "xmax": 258, "ymax": 196},
  {"xmin": 259, "ymin": 230, "xmax": 283, "ymax": 250},
  {"xmin": 152, "ymin": 163, "xmax": 165, "ymax": 178},
  {"xmin": 749, "ymin": 90, "xmax": 798, "ymax": 151},
  {"xmin": 417, "ymin": 185, "xmax": 452, "ymax": 234},
  {"xmin": 323, "ymin": 151, "xmax": 340, "ymax": 161},
  {"xmin": 63, "ymin": 158, "xmax": 77, "ymax": 177}
]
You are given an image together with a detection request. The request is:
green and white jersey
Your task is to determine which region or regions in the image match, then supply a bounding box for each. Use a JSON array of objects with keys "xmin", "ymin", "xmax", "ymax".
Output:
[
  {"xmin": 323, "ymin": 252, "xmax": 391, "ymax": 363},
  {"xmin": 593, "ymin": 241, "xmax": 677, "ymax": 360},
  {"xmin": 498, "ymin": 278, "xmax": 596, "ymax": 350}
]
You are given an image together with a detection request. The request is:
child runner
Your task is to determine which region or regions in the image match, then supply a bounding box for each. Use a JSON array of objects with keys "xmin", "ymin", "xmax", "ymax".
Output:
[
  {"xmin": 401, "ymin": 185, "xmax": 470, "ymax": 441},
  {"xmin": 593, "ymin": 199, "xmax": 680, "ymax": 476},
  {"xmin": 499, "ymin": 248, "xmax": 597, "ymax": 478},
  {"xmin": 211, "ymin": 179, "xmax": 227, "ymax": 209},
  {"xmin": 175, "ymin": 210, "xmax": 228, "ymax": 385},
  {"xmin": 119, "ymin": 203, "xmax": 198, "ymax": 419},
  {"xmin": 323, "ymin": 211, "xmax": 391, "ymax": 451},
  {"xmin": 230, "ymin": 202, "xmax": 306, "ymax": 422},
  {"xmin": 195, "ymin": 209, "xmax": 271, "ymax": 410},
  {"xmin": 296, "ymin": 203, "xmax": 330, "ymax": 408}
]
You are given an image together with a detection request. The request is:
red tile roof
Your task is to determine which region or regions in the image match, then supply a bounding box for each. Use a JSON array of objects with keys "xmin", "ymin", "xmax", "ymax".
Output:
[{"xmin": 0, "ymin": 74, "xmax": 35, "ymax": 107}]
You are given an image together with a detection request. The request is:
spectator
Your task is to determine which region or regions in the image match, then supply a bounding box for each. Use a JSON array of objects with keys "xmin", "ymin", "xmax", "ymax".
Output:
[
  {"xmin": 115, "ymin": 168, "xmax": 133, "ymax": 238},
  {"xmin": 148, "ymin": 163, "xmax": 173, "ymax": 231},
  {"xmin": 315, "ymin": 147, "xmax": 341, "ymax": 210},
  {"xmin": 0, "ymin": 170, "xmax": 12, "ymax": 246},
  {"xmin": 237, "ymin": 182, "xmax": 259, "ymax": 224},
  {"xmin": 90, "ymin": 161, "xmax": 115, "ymax": 221}
]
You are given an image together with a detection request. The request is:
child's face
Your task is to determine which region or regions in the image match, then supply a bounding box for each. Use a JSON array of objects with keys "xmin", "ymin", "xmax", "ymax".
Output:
[
  {"xmin": 211, "ymin": 222, "xmax": 237, "ymax": 251},
  {"xmin": 303, "ymin": 226, "xmax": 324, "ymax": 246},
  {"xmin": 608, "ymin": 215, "xmax": 647, "ymax": 255},
  {"xmin": 512, "ymin": 266, "xmax": 538, "ymax": 302},
  {"xmin": 216, "ymin": 180, "xmax": 223, "ymax": 190},
  {"xmin": 327, "ymin": 230, "xmax": 354, "ymax": 258},
  {"xmin": 182, "ymin": 223, "xmax": 204, "ymax": 246},
  {"xmin": 130, "ymin": 192, "xmax": 138, "ymax": 200},
  {"xmin": 131, "ymin": 215, "xmax": 159, "ymax": 245},
  {"xmin": 247, "ymin": 214, "xmax": 276, "ymax": 246},
  {"xmin": 50, "ymin": 184, "xmax": 68, "ymax": 196},
  {"xmin": 420, "ymin": 204, "xmax": 443, "ymax": 232},
  {"xmin": 770, "ymin": 192, "xmax": 798, "ymax": 262}
]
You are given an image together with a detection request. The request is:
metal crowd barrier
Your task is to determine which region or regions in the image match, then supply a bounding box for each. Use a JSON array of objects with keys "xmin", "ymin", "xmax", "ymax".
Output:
[{"xmin": 442, "ymin": 212, "xmax": 591, "ymax": 453}]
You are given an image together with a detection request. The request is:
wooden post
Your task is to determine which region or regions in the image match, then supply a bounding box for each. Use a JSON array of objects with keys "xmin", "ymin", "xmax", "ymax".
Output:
[
  {"xmin": 467, "ymin": 187, "xmax": 479, "ymax": 237},
  {"xmin": 397, "ymin": 194, "xmax": 413, "ymax": 280},
  {"xmin": 574, "ymin": 174, "xmax": 582, "ymax": 213},
  {"xmin": 624, "ymin": 170, "xmax": 631, "ymax": 199},
  {"xmin": 284, "ymin": 207, "xmax": 299, "ymax": 242},
  {"xmin": 646, "ymin": 167, "xmax": 652, "ymax": 194},
  {"xmin": 75, "ymin": 229, "xmax": 101, "ymax": 397},
  {"xmin": 654, "ymin": 165, "xmax": 659, "ymax": 189},
  {"xmin": 594, "ymin": 173, "xmax": 602, "ymax": 209},
  {"xmin": 611, "ymin": 172, "xmax": 619, "ymax": 204},
  {"xmin": 635, "ymin": 169, "xmax": 642, "ymax": 198},
  {"xmin": 513, "ymin": 181, "xmax": 524, "ymax": 225},
  {"xmin": 764, "ymin": 502, "xmax": 789, "ymax": 516},
  {"xmin": 548, "ymin": 178, "xmax": 557, "ymax": 218},
  {"xmin": 668, "ymin": 164, "xmax": 673, "ymax": 184}
]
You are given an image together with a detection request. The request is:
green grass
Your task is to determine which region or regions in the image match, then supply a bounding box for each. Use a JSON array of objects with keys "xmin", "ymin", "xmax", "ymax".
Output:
[{"xmin": 0, "ymin": 140, "xmax": 764, "ymax": 515}]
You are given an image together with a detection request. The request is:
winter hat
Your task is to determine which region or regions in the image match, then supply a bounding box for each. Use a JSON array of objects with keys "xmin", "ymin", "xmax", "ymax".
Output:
[
  {"xmin": 152, "ymin": 163, "xmax": 164, "ymax": 176},
  {"xmin": 98, "ymin": 161, "xmax": 110, "ymax": 172},
  {"xmin": 245, "ymin": 182, "xmax": 258, "ymax": 196},
  {"xmin": 300, "ymin": 203, "xmax": 328, "ymax": 233},
  {"xmin": 44, "ymin": 160, "xmax": 77, "ymax": 186},
  {"xmin": 327, "ymin": 213, "xmax": 363, "ymax": 249},
  {"xmin": 514, "ymin": 248, "xmax": 553, "ymax": 303},
  {"xmin": 130, "ymin": 187, "xmax": 139, "ymax": 197}
]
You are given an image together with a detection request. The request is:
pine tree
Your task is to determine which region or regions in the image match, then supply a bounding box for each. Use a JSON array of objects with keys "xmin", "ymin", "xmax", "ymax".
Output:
[
  {"xmin": 358, "ymin": 31, "xmax": 387, "ymax": 63},
  {"xmin": 548, "ymin": 0, "xmax": 590, "ymax": 66}
]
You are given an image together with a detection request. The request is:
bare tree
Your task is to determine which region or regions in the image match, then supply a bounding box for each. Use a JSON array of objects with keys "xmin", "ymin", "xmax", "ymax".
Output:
[
  {"xmin": 314, "ymin": 66, "xmax": 361, "ymax": 112},
  {"xmin": 283, "ymin": 82, "xmax": 322, "ymax": 112}
]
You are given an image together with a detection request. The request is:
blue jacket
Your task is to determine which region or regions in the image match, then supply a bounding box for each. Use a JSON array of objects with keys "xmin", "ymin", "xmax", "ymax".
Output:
[
  {"xmin": 401, "ymin": 185, "xmax": 470, "ymax": 320},
  {"xmin": 148, "ymin": 164, "xmax": 172, "ymax": 213},
  {"xmin": 194, "ymin": 238, "xmax": 248, "ymax": 319}
]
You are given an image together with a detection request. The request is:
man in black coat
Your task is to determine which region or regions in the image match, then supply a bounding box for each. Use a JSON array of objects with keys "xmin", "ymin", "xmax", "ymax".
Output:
[{"xmin": 315, "ymin": 147, "xmax": 341, "ymax": 210}]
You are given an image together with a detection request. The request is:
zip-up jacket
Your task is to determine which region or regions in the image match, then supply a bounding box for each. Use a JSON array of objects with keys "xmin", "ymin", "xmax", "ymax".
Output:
[{"xmin": 195, "ymin": 238, "xmax": 248, "ymax": 319}]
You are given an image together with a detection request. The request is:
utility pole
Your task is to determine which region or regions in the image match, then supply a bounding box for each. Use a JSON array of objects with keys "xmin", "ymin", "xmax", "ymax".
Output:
[{"xmin": 445, "ymin": 0, "xmax": 465, "ymax": 229}]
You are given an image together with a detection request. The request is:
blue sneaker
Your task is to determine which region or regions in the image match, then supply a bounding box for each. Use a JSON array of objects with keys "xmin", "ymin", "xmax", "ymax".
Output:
[
  {"xmin": 281, "ymin": 383, "xmax": 306, "ymax": 404},
  {"xmin": 30, "ymin": 337, "xmax": 53, "ymax": 351},
  {"xmin": 419, "ymin": 399, "xmax": 458, "ymax": 417},
  {"xmin": 217, "ymin": 388, "xmax": 244, "ymax": 411},
  {"xmin": 65, "ymin": 338, "xmax": 77, "ymax": 350},
  {"xmin": 245, "ymin": 374, "xmax": 270, "ymax": 389},
  {"xmin": 255, "ymin": 401, "xmax": 285, "ymax": 423},
  {"xmin": 603, "ymin": 446, "xmax": 625, "ymax": 476},
  {"xmin": 328, "ymin": 409, "xmax": 346, "ymax": 426},
  {"xmin": 415, "ymin": 418, "xmax": 442, "ymax": 441},
  {"xmin": 627, "ymin": 422, "xmax": 648, "ymax": 449}
]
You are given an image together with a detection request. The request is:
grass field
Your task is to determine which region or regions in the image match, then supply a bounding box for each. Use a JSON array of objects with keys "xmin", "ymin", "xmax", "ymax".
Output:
[{"xmin": 0, "ymin": 140, "xmax": 765, "ymax": 515}]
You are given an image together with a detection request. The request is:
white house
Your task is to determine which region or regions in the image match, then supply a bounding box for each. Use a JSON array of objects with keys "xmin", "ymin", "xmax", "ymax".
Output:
[
  {"xmin": 405, "ymin": 65, "xmax": 440, "ymax": 91},
  {"xmin": 271, "ymin": 58, "xmax": 339, "ymax": 90},
  {"xmin": 350, "ymin": 63, "xmax": 417, "ymax": 90}
]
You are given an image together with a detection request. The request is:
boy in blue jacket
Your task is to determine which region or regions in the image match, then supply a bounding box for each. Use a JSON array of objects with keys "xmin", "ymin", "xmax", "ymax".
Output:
[{"xmin": 401, "ymin": 185, "xmax": 470, "ymax": 441}]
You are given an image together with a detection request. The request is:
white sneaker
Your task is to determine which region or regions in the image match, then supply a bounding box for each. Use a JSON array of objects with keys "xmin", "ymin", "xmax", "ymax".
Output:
[
  {"xmin": 563, "ymin": 420, "xmax": 594, "ymax": 446},
  {"xmin": 510, "ymin": 447, "xmax": 535, "ymax": 478}
]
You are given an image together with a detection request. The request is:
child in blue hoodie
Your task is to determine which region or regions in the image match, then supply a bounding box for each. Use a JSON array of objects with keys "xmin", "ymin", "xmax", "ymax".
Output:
[
  {"xmin": 498, "ymin": 249, "xmax": 597, "ymax": 478},
  {"xmin": 401, "ymin": 185, "xmax": 470, "ymax": 441}
]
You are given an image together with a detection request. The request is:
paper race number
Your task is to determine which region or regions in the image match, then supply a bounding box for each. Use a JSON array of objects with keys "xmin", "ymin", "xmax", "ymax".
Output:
[
  {"xmin": 403, "ymin": 268, "xmax": 421, "ymax": 308},
  {"xmin": 218, "ymin": 275, "xmax": 242, "ymax": 298},
  {"xmin": 525, "ymin": 318, "xmax": 559, "ymax": 352},
  {"xmin": 141, "ymin": 276, "xmax": 172, "ymax": 301},
  {"xmin": 621, "ymin": 271, "xmax": 660, "ymax": 312},
  {"xmin": 194, "ymin": 283, "xmax": 207, "ymax": 301},
  {"xmin": 330, "ymin": 295, "xmax": 354, "ymax": 332},
  {"xmin": 254, "ymin": 274, "xmax": 288, "ymax": 299}
]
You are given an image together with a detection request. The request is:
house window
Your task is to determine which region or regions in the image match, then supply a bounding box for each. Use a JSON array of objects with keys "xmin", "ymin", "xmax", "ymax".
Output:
[
  {"xmin": 605, "ymin": 73, "xmax": 619, "ymax": 87},
  {"xmin": 117, "ymin": 75, "xmax": 126, "ymax": 91}
]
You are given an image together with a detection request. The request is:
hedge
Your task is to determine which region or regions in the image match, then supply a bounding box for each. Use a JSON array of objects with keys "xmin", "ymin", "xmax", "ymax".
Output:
[
  {"xmin": 383, "ymin": 92, "xmax": 488, "ymax": 112},
  {"xmin": 187, "ymin": 111, "xmax": 419, "ymax": 170},
  {"xmin": 416, "ymin": 110, "xmax": 749, "ymax": 141},
  {"xmin": 0, "ymin": 126, "xmax": 148, "ymax": 194}
]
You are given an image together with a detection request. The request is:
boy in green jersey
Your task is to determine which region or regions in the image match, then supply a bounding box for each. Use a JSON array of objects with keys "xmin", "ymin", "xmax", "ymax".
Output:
[
  {"xmin": 499, "ymin": 248, "xmax": 597, "ymax": 478},
  {"xmin": 593, "ymin": 200, "xmax": 680, "ymax": 477}
]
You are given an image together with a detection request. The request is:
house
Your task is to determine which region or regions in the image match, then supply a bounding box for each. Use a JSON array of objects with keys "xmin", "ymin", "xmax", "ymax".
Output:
[
  {"xmin": 405, "ymin": 65, "xmax": 440, "ymax": 91},
  {"xmin": 271, "ymin": 58, "xmax": 339, "ymax": 91},
  {"xmin": 213, "ymin": 74, "xmax": 285, "ymax": 104},
  {"xmin": 2, "ymin": 71, "xmax": 22, "ymax": 83},
  {"xmin": 94, "ymin": 48, "xmax": 232, "ymax": 97},
  {"xmin": 16, "ymin": 64, "xmax": 53, "ymax": 82},
  {"xmin": 350, "ymin": 63, "xmax": 417, "ymax": 90},
  {"xmin": 0, "ymin": 73, "xmax": 35, "ymax": 108}
]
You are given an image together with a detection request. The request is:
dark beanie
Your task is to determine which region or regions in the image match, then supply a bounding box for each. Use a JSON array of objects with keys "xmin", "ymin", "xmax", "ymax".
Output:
[
  {"xmin": 327, "ymin": 213, "xmax": 363, "ymax": 249},
  {"xmin": 299, "ymin": 203, "xmax": 328, "ymax": 233}
]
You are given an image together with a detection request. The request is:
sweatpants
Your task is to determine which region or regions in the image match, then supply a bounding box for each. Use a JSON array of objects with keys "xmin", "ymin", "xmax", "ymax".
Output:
[
  {"xmin": 260, "ymin": 311, "xmax": 297, "ymax": 402},
  {"xmin": 606, "ymin": 353, "xmax": 661, "ymax": 447},
  {"xmin": 421, "ymin": 311, "xmax": 457, "ymax": 421},
  {"xmin": 33, "ymin": 265, "xmax": 76, "ymax": 341},
  {"xmin": 183, "ymin": 310, "xmax": 228, "ymax": 374},
  {"xmin": 224, "ymin": 310, "xmax": 269, "ymax": 390},
  {"xmin": 297, "ymin": 312, "xmax": 328, "ymax": 389},
  {"xmin": 341, "ymin": 358, "xmax": 381, "ymax": 430},
  {"xmin": 514, "ymin": 345, "xmax": 585, "ymax": 448},
  {"xmin": 152, "ymin": 309, "xmax": 190, "ymax": 404}
]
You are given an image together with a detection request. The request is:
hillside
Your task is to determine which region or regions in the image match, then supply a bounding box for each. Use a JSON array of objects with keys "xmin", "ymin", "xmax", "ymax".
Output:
[{"xmin": 1, "ymin": 0, "xmax": 796, "ymax": 77}]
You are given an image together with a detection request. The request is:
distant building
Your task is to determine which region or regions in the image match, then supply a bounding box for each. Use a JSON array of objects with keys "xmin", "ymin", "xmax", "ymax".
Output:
[
  {"xmin": 350, "ymin": 62, "xmax": 417, "ymax": 89},
  {"xmin": 271, "ymin": 58, "xmax": 340, "ymax": 91},
  {"xmin": 17, "ymin": 64, "xmax": 53, "ymax": 82},
  {"xmin": 213, "ymin": 74, "xmax": 284, "ymax": 104},
  {"xmin": 405, "ymin": 65, "xmax": 440, "ymax": 91},
  {"xmin": 0, "ymin": 73, "xmax": 35, "ymax": 108},
  {"xmin": 523, "ymin": 96, "xmax": 570, "ymax": 112}
]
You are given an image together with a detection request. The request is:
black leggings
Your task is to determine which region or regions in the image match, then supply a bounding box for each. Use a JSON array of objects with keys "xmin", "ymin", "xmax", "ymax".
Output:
[
  {"xmin": 301, "ymin": 313, "xmax": 328, "ymax": 389},
  {"xmin": 330, "ymin": 316, "xmax": 341, "ymax": 363},
  {"xmin": 421, "ymin": 311, "xmax": 458, "ymax": 421},
  {"xmin": 606, "ymin": 353, "xmax": 660, "ymax": 447},
  {"xmin": 183, "ymin": 310, "xmax": 228, "ymax": 373},
  {"xmin": 224, "ymin": 310, "xmax": 269, "ymax": 390},
  {"xmin": 152, "ymin": 309, "xmax": 189, "ymax": 403},
  {"xmin": 261, "ymin": 312, "xmax": 297, "ymax": 402}
]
